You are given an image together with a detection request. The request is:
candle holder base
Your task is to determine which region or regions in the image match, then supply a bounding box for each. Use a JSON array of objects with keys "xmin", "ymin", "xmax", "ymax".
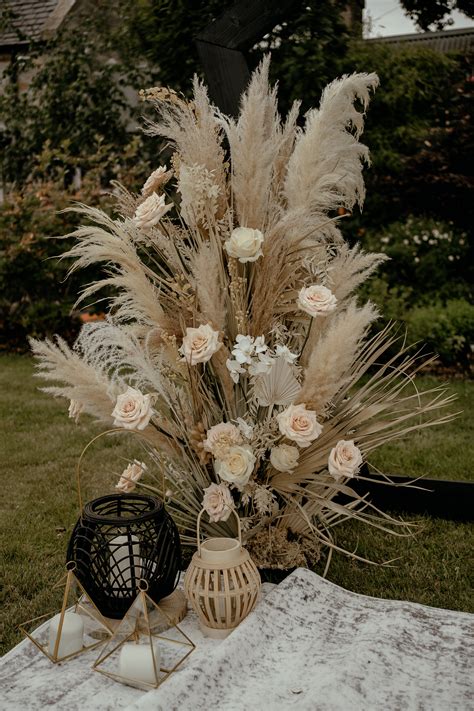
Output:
[{"xmin": 200, "ymin": 623, "xmax": 232, "ymax": 639}]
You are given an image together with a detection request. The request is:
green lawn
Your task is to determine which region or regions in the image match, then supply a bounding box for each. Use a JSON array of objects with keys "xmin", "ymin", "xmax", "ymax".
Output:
[{"xmin": 1, "ymin": 355, "xmax": 472, "ymax": 655}]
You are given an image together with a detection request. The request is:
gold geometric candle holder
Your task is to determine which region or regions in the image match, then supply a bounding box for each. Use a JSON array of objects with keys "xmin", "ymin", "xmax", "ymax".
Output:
[
  {"xmin": 19, "ymin": 561, "xmax": 113, "ymax": 663},
  {"xmin": 93, "ymin": 580, "xmax": 195, "ymax": 690}
]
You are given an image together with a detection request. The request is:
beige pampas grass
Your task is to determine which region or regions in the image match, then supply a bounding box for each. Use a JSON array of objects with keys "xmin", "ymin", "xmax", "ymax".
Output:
[{"xmin": 31, "ymin": 61, "xmax": 456, "ymax": 567}]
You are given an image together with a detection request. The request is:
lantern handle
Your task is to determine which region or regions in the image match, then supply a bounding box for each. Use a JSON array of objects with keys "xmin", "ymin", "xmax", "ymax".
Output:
[
  {"xmin": 75, "ymin": 428, "xmax": 165, "ymax": 513},
  {"xmin": 196, "ymin": 506, "xmax": 242, "ymax": 556}
]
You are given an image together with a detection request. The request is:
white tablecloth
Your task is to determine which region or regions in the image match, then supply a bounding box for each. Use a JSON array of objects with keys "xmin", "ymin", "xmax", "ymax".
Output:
[{"xmin": 2, "ymin": 570, "xmax": 473, "ymax": 711}]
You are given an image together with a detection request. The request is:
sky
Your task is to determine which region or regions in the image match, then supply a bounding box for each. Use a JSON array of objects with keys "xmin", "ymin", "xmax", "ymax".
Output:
[{"xmin": 364, "ymin": 0, "xmax": 474, "ymax": 38}]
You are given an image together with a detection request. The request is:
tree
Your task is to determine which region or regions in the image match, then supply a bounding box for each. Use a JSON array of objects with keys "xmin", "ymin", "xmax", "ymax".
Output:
[{"xmin": 399, "ymin": 0, "xmax": 474, "ymax": 31}]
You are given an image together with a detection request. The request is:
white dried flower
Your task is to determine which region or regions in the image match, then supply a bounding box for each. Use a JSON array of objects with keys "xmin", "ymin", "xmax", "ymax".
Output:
[
  {"xmin": 226, "ymin": 358, "xmax": 246, "ymax": 383},
  {"xmin": 233, "ymin": 417, "xmax": 254, "ymax": 440},
  {"xmin": 328, "ymin": 440, "xmax": 363, "ymax": 482},
  {"xmin": 134, "ymin": 192, "xmax": 173, "ymax": 230},
  {"xmin": 112, "ymin": 387, "xmax": 153, "ymax": 431},
  {"xmin": 232, "ymin": 334, "xmax": 256, "ymax": 364},
  {"xmin": 179, "ymin": 323, "xmax": 221, "ymax": 365},
  {"xmin": 215, "ymin": 445, "xmax": 256, "ymax": 490},
  {"xmin": 141, "ymin": 166, "xmax": 172, "ymax": 197},
  {"xmin": 270, "ymin": 444, "xmax": 299, "ymax": 472},
  {"xmin": 68, "ymin": 399, "xmax": 83, "ymax": 423},
  {"xmin": 203, "ymin": 422, "xmax": 243, "ymax": 458},
  {"xmin": 224, "ymin": 227, "xmax": 264, "ymax": 263},
  {"xmin": 248, "ymin": 352, "xmax": 273, "ymax": 376},
  {"xmin": 275, "ymin": 344, "xmax": 298, "ymax": 364},
  {"xmin": 277, "ymin": 403, "xmax": 322, "ymax": 448},
  {"xmin": 253, "ymin": 484, "xmax": 276, "ymax": 515},
  {"xmin": 297, "ymin": 285, "xmax": 337, "ymax": 318},
  {"xmin": 116, "ymin": 460, "xmax": 147, "ymax": 493},
  {"xmin": 202, "ymin": 482, "xmax": 234, "ymax": 523}
]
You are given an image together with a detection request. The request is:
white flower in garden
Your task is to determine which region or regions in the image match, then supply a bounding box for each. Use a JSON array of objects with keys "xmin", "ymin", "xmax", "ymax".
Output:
[
  {"xmin": 275, "ymin": 344, "xmax": 298, "ymax": 364},
  {"xmin": 179, "ymin": 323, "xmax": 221, "ymax": 365},
  {"xmin": 203, "ymin": 422, "xmax": 243, "ymax": 458},
  {"xmin": 116, "ymin": 460, "xmax": 147, "ymax": 493},
  {"xmin": 215, "ymin": 445, "xmax": 256, "ymax": 489},
  {"xmin": 297, "ymin": 285, "xmax": 337, "ymax": 318},
  {"xmin": 112, "ymin": 387, "xmax": 153, "ymax": 430},
  {"xmin": 68, "ymin": 399, "xmax": 83, "ymax": 423},
  {"xmin": 233, "ymin": 417, "xmax": 254, "ymax": 439},
  {"xmin": 232, "ymin": 334, "xmax": 256, "ymax": 364},
  {"xmin": 141, "ymin": 166, "xmax": 172, "ymax": 197},
  {"xmin": 270, "ymin": 444, "xmax": 299, "ymax": 473},
  {"xmin": 226, "ymin": 358, "xmax": 246, "ymax": 383},
  {"xmin": 224, "ymin": 227, "xmax": 264, "ymax": 263},
  {"xmin": 277, "ymin": 403, "xmax": 322, "ymax": 448},
  {"xmin": 328, "ymin": 440, "xmax": 363, "ymax": 482},
  {"xmin": 202, "ymin": 483, "xmax": 234, "ymax": 523},
  {"xmin": 134, "ymin": 192, "xmax": 173, "ymax": 230}
]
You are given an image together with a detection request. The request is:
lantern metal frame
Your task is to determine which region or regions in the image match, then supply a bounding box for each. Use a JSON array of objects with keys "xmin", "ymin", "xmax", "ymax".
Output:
[
  {"xmin": 93, "ymin": 580, "xmax": 195, "ymax": 690},
  {"xmin": 19, "ymin": 561, "xmax": 113, "ymax": 664}
]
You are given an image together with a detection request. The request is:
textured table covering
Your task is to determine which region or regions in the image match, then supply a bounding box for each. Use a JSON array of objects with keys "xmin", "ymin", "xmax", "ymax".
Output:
[
  {"xmin": 127, "ymin": 568, "xmax": 474, "ymax": 711},
  {"xmin": 2, "ymin": 570, "xmax": 473, "ymax": 711},
  {"xmin": 0, "ymin": 579, "xmax": 275, "ymax": 711}
]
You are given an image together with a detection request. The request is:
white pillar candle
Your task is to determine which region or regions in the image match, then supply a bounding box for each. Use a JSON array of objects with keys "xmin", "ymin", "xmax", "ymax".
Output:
[
  {"xmin": 109, "ymin": 534, "xmax": 141, "ymax": 593},
  {"xmin": 119, "ymin": 642, "xmax": 161, "ymax": 685},
  {"xmin": 48, "ymin": 611, "xmax": 84, "ymax": 658}
]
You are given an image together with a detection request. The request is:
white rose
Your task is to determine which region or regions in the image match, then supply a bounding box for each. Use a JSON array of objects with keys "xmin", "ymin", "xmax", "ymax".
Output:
[
  {"xmin": 116, "ymin": 460, "xmax": 147, "ymax": 493},
  {"xmin": 215, "ymin": 445, "xmax": 256, "ymax": 490},
  {"xmin": 203, "ymin": 422, "xmax": 243, "ymax": 458},
  {"xmin": 270, "ymin": 444, "xmax": 299, "ymax": 473},
  {"xmin": 179, "ymin": 323, "xmax": 222, "ymax": 365},
  {"xmin": 224, "ymin": 227, "xmax": 264, "ymax": 263},
  {"xmin": 202, "ymin": 483, "xmax": 234, "ymax": 523},
  {"xmin": 112, "ymin": 387, "xmax": 153, "ymax": 430},
  {"xmin": 328, "ymin": 440, "xmax": 363, "ymax": 482},
  {"xmin": 141, "ymin": 166, "xmax": 172, "ymax": 197},
  {"xmin": 277, "ymin": 403, "xmax": 322, "ymax": 448},
  {"xmin": 134, "ymin": 192, "xmax": 173, "ymax": 230},
  {"xmin": 297, "ymin": 285, "xmax": 337, "ymax": 317}
]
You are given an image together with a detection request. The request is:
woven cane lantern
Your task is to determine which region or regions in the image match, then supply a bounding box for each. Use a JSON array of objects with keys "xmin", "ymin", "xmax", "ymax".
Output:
[{"xmin": 184, "ymin": 509, "xmax": 261, "ymax": 638}]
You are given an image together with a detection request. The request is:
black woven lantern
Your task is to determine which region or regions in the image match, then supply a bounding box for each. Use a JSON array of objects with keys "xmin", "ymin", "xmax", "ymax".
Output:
[{"xmin": 67, "ymin": 493, "xmax": 181, "ymax": 619}]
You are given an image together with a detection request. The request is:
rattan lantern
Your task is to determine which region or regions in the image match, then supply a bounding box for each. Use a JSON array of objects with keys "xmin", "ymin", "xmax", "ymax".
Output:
[
  {"xmin": 67, "ymin": 493, "xmax": 182, "ymax": 619},
  {"xmin": 184, "ymin": 509, "xmax": 261, "ymax": 638}
]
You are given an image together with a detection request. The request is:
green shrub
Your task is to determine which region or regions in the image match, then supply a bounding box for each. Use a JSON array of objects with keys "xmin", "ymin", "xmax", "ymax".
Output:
[
  {"xmin": 360, "ymin": 216, "xmax": 472, "ymax": 307},
  {"xmin": 405, "ymin": 300, "xmax": 474, "ymax": 369}
]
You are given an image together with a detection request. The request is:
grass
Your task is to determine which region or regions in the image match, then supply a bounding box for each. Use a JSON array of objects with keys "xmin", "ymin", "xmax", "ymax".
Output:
[{"xmin": 1, "ymin": 354, "xmax": 473, "ymax": 655}]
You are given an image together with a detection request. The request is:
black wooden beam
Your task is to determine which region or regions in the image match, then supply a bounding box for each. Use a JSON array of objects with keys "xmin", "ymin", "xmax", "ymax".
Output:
[
  {"xmin": 347, "ymin": 471, "xmax": 474, "ymax": 522},
  {"xmin": 196, "ymin": 0, "xmax": 294, "ymax": 116}
]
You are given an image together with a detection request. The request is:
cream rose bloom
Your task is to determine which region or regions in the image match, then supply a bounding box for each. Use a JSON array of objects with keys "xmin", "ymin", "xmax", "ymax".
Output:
[
  {"xmin": 215, "ymin": 445, "xmax": 256, "ymax": 489},
  {"xmin": 203, "ymin": 422, "xmax": 243, "ymax": 458},
  {"xmin": 202, "ymin": 483, "xmax": 234, "ymax": 522},
  {"xmin": 179, "ymin": 323, "xmax": 222, "ymax": 365},
  {"xmin": 224, "ymin": 227, "xmax": 264, "ymax": 263},
  {"xmin": 297, "ymin": 285, "xmax": 337, "ymax": 317},
  {"xmin": 112, "ymin": 387, "xmax": 153, "ymax": 430},
  {"xmin": 277, "ymin": 403, "xmax": 322, "ymax": 448},
  {"xmin": 328, "ymin": 440, "xmax": 363, "ymax": 481},
  {"xmin": 134, "ymin": 192, "xmax": 173, "ymax": 230},
  {"xmin": 270, "ymin": 444, "xmax": 299, "ymax": 472},
  {"xmin": 116, "ymin": 460, "xmax": 147, "ymax": 493}
]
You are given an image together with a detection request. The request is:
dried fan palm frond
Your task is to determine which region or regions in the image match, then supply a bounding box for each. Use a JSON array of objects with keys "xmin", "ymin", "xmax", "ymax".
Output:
[
  {"xmin": 253, "ymin": 357, "xmax": 301, "ymax": 407},
  {"xmin": 32, "ymin": 60, "xmax": 456, "ymax": 569}
]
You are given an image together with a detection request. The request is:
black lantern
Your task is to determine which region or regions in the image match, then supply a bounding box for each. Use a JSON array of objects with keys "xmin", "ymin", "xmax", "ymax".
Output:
[{"xmin": 67, "ymin": 493, "xmax": 181, "ymax": 619}]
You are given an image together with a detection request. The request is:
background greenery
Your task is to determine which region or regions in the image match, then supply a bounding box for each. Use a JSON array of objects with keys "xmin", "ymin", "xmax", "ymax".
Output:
[{"xmin": 1, "ymin": 355, "xmax": 472, "ymax": 655}]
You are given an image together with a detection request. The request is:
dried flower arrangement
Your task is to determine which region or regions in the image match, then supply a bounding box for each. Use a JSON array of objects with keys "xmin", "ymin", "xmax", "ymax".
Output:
[{"xmin": 31, "ymin": 59, "xmax": 455, "ymax": 569}]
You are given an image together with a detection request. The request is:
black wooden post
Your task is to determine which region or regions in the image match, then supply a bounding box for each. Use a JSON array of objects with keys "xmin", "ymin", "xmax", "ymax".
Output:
[{"xmin": 195, "ymin": 0, "xmax": 294, "ymax": 117}]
